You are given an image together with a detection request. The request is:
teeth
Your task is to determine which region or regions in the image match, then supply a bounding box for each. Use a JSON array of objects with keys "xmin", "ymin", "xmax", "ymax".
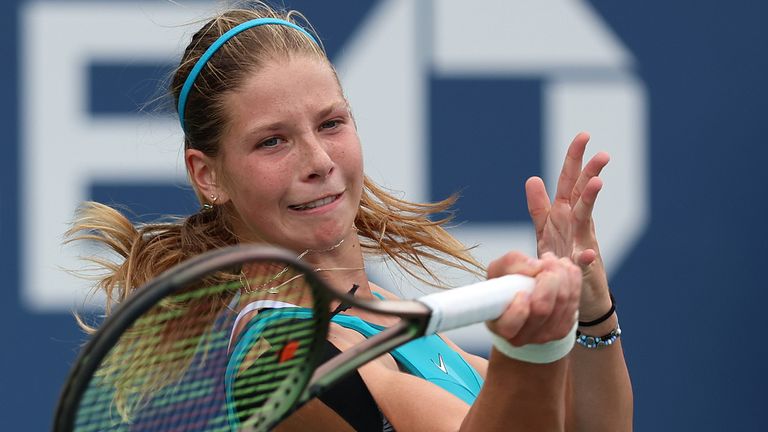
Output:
[{"xmin": 292, "ymin": 195, "xmax": 336, "ymax": 210}]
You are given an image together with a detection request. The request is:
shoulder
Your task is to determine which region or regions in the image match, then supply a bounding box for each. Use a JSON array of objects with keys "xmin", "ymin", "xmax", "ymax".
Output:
[{"xmin": 368, "ymin": 282, "xmax": 402, "ymax": 300}]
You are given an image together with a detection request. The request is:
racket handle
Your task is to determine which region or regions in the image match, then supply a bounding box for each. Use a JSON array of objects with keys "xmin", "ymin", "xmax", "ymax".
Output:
[{"xmin": 419, "ymin": 274, "xmax": 535, "ymax": 335}]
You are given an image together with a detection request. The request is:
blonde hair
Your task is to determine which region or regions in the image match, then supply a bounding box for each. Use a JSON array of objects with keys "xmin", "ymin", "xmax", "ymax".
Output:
[{"xmin": 67, "ymin": 2, "xmax": 483, "ymax": 421}]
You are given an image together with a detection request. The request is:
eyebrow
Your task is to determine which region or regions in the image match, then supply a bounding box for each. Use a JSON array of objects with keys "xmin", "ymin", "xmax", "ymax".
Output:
[{"xmin": 316, "ymin": 101, "xmax": 349, "ymax": 122}]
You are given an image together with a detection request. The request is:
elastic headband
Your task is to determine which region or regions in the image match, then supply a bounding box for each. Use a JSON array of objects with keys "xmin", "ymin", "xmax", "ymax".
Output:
[{"xmin": 177, "ymin": 18, "xmax": 320, "ymax": 132}]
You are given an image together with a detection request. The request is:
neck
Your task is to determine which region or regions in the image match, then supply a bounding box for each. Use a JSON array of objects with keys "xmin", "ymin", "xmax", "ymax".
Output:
[{"xmin": 298, "ymin": 234, "xmax": 373, "ymax": 299}]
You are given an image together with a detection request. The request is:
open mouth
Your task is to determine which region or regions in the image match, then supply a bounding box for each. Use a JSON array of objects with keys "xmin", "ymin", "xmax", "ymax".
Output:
[{"xmin": 288, "ymin": 193, "xmax": 341, "ymax": 211}]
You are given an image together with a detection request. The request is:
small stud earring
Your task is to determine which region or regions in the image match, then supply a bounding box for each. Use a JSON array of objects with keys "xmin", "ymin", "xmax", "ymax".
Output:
[{"xmin": 201, "ymin": 194, "xmax": 218, "ymax": 212}]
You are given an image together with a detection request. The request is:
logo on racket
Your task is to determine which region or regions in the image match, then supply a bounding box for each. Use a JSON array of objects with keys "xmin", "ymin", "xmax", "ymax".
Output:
[{"xmin": 278, "ymin": 340, "xmax": 301, "ymax": 363}]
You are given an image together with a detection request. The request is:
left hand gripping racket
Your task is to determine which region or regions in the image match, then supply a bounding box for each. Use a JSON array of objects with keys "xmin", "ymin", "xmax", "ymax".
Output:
[{"xmin": 54, "ymin": 245, "xmax": 533, "ymax": 431}]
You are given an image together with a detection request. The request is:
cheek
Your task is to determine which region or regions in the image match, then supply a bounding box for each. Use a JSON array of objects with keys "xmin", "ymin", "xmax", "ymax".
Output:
[
  {"xmin": 225, "ymin": 159, "xmax": 286, "ymax": 206},
  {"xmin": 227, "ymin": 171, "xmax": 286, "ymax": 240},
  {"xmin": 343, "ymin": 151, "xmax": 363, "ymax": 178},
  {"xmin": 337, "ymin": 137, "xmax": 364, "ymax": 177}
]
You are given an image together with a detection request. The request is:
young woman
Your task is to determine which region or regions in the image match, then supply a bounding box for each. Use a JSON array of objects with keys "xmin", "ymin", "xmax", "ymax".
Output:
[{"xmin": 68, "ymin": 3, "xmax": 631, "ymax": 431}]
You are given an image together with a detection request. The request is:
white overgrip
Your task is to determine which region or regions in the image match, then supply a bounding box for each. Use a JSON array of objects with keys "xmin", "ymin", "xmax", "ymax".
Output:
[{"xmin": 419, "ymin": 274, "xmax": 535, "ymax": 335}]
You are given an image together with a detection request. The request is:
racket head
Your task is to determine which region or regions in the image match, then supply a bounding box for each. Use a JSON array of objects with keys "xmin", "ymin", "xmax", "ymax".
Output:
[{"xmin": 54, "ymin": 245, "xmax": 333, "ymax": 432}]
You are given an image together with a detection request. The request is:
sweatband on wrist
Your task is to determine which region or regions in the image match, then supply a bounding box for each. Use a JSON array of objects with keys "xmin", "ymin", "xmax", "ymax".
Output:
[{"xmin": 491, "ymin": 321, "xmax": 578, "ymax": 364}]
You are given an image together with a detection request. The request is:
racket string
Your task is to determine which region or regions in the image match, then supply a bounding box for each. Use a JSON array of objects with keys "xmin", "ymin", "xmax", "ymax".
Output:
[{"xmin": 71, "ymin": 253, "xmax": 334, "ymax": 432}]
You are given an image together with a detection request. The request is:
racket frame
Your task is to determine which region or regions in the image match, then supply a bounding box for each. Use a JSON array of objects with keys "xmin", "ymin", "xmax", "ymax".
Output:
[{"xmin": 53, "ymin": 245, "xmax": 332, "ymax": 432}]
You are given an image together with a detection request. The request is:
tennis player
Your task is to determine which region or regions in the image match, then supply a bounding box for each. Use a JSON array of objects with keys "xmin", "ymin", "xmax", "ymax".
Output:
[{"xmin": 68, "ymin": 2, "xmax": 631, "ymax": 430}]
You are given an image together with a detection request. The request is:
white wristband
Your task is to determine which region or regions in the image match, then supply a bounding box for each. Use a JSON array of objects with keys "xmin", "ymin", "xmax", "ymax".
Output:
[{"xmin": 491, "ymin": 321, "xmax": 578, "ymax": 364}]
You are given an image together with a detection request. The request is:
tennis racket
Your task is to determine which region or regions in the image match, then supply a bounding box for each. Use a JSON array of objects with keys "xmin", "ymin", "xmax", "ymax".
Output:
[{"xmin": 54, "ymin": 244, "xmax": 534, "ymax": 432}]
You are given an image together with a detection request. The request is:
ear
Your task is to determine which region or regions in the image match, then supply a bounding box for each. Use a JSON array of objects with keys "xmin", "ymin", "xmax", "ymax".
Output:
[{"xmin": 185, "ymin": 149, "xmax": 230, "ymax": 204}]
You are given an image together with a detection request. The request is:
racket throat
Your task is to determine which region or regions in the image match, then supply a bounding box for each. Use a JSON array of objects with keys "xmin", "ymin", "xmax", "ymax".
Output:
[{"xmin": 306, "ymin": 321, "xmax": 422, "ymax": 397}]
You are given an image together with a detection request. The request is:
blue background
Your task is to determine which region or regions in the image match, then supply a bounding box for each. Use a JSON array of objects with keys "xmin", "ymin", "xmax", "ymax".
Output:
[{"xmin": 2, "ymin": 1, "xmax": 767, "ymax": 430}]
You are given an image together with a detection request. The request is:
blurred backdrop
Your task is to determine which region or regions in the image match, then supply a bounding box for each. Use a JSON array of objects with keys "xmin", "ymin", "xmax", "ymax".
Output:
[{"xmin": 1, "ymin": 0, "xmax": 766, "ymax": 430}]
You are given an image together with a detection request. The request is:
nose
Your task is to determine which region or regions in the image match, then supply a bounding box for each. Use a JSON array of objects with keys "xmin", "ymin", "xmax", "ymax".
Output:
[{"xmin": 300, "ymin": 133, "xmax": 334, "ymax": 181}]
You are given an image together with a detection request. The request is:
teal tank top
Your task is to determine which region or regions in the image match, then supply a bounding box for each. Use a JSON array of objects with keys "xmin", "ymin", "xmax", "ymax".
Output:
[
  {"xmin": 224, "ymin": 294, "xmax": 484, "ymax": 428},
  {"xmin": 326, "ymin": 308, "xmax": 484, "ymax": 404}
]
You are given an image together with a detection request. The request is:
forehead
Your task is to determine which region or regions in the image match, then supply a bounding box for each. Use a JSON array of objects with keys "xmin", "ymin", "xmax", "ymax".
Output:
[{"xmin": 223, "ymin": 55, "xmax": 344, "ymax": 132}]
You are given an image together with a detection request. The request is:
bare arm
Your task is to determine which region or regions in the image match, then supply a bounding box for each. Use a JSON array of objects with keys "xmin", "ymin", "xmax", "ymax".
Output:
[
  {"xmin": 525, "ymin": 132, "xmax": 633, "ymax": 431},
  {"xmin": 440, "ymin": 339, "xmax": 573, "ymax": 432},
  {"xmin": 566, "ymin": 313, "xmax": 633, "ymax": 431},
  {"xmin": 463, "ymin": 352, "xmax": 569, "ymax": 432},
  {"xmin": 299, "ymin": 253, "xmax": 582, "ymax": 432},
  {"xmin": 299, "ymin": 339, "xmax": 570, "ymax": 432}
]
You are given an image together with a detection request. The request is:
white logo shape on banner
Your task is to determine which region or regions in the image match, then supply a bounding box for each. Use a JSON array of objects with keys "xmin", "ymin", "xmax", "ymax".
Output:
[{"xmin": 339, "ymin": 0, "xmax": 648, "ymax": 297}]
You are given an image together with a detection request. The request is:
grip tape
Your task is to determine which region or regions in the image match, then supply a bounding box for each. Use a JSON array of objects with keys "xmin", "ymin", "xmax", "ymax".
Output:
[{"xmin": 419, "ymin": 274, "xmax": 535, "ymax": 335}]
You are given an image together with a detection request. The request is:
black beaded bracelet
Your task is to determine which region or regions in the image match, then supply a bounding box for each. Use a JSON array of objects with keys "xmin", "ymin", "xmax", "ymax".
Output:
[
  {"xmin": 578, "ymin": 292, "xmax": 616, "ymax": 327},
  {"xmin": 575, "ymin": 325, "xmax": 621, "ymax": 349}
]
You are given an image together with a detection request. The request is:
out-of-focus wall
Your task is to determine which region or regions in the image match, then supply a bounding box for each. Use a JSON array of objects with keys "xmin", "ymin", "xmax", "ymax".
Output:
[{"xmin": 2, "ymin": 1, "xmax": 765, "ymax": 430}]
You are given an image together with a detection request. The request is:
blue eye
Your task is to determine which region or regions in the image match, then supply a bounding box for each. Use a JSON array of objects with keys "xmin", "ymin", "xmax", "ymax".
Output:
[
  {"xmin": 320, "ymin": 120, "xmax": 340, "ymax": 130},
  {"xmin": 259, "ymin": 137, "xmax": 282, "ymax": 148}
]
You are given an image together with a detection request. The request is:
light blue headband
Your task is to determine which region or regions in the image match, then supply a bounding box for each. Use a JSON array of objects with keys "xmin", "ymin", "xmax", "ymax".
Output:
[{"xmin": 177, "ymin": 18, "xmax": 319, "ymax": 132}]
